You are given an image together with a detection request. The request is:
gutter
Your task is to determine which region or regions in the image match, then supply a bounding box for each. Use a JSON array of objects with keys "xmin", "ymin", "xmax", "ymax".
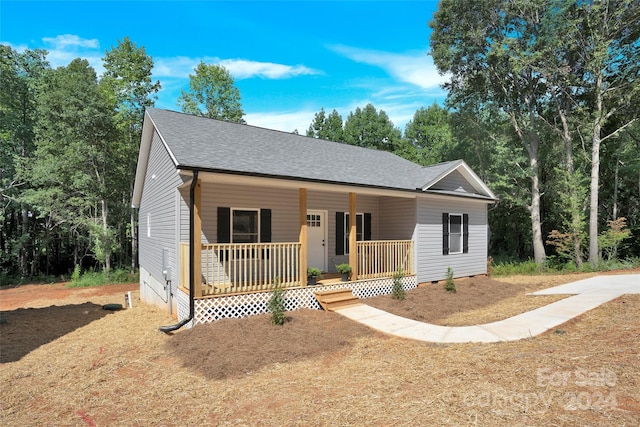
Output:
[{"xmin": 160, "ymin": 170, "xmax": 198, "ymax": 333}]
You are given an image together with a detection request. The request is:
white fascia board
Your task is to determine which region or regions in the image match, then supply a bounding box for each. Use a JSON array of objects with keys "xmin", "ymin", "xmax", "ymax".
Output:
[
  {"xmin": 131, "ymin": 112, "xmax": 154, "ymax": 208},
  {"xmin": 420, "ymin": 160, "xmax": 497, "ymax": 200}
]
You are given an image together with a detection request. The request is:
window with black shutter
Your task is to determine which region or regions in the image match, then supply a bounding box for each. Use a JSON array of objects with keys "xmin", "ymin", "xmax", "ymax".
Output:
[{"xmin": 443, "ymin": 213, "xmax": 469, "ymax": 255}]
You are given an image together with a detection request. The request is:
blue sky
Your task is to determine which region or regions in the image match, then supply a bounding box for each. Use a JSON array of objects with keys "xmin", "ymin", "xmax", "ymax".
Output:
[{"xmin": 1, "ymin": 1, "xmax": 447, "ymax": 133}]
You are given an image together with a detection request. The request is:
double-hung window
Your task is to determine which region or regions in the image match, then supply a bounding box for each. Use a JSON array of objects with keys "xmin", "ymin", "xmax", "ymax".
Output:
[
  {"xmin": 344, "ymin": 213, "xmax": 363, "ymax": 254},
  {"xmin": 335, "ymin": 212, "xmax": 371, "ymax": 255},
  {"xmin": 443, "ymin": 213, "xmax": 469, "ymax": 255},
  {"xmin": 231, "ymin": 209, "xmax": 259, "ymax": 243},
  {"xmin": 217, "ymin": 207, "xmax": 272, "ymax": 244}
]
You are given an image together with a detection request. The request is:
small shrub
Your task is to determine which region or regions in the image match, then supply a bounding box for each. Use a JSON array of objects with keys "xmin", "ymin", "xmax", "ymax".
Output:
[
  {"xmin": 71, "ymin": 265, "xmax": 81, "ymax": 283},
  {"xmin": 391, "ymin": 269, "xmax": 406, "ymax": 300},
  {"xmin": 335, "ymin": 263, "xmax": 352, "ymax": 274},
  {"xmin": 267, "ymin": 277, "xmax": 285, "ymax": 326},
  {"xmin": 307, "ymin": 267, "xmax": 322, "ymax": 278},
  {"xmin": 444, "ymin": 267, "xmax": 456, "ymax": 293}
]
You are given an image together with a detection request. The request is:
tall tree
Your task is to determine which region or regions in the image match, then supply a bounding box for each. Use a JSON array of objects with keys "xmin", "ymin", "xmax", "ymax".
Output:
[
  {"xmin": 431, "ymin": 0, "xmax": 557, "ymax": 265},
  {"xmin": 571, "ymin": 1, "xmax": 640, "ymax": 265},
  {"xmin": 404, "ymin": 104, "xmax": 453, "ymax": 165},
  {"xmin": 102, "ymin": 37, "xmax": 160, "ymax": 273},
  {"xmin": 306, "ymin": 108, "xmax": 344, "ymax": 142},
  {"xmin": 343, "ymin": 103, "xmax": 401, "ymax": 152},
  {"xmin": 0, "ymin": 45, "xmax": 49, "ymax": 276},
  {"xmin": 21, "ymin": 58, "xmax": 117, "ymax": 275},
  {"xmin": 178, "ymin": 62, "xmax": 245, "ymax": 123}
]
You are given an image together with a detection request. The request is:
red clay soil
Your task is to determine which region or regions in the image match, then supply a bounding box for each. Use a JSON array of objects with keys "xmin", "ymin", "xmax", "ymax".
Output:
[{"xmin": 0, "ymin": 282, "xmax": 138, "ymax": 311}]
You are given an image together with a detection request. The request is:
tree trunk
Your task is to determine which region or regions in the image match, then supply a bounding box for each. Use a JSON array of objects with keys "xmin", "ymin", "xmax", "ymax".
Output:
[
  {"xmin": 529, "ymin": 156, "xmax": 546, "ymax": 264},
  {"xmin": 510, "ymin": 111, "xmax": 546, "ymax": 265},
  {"xmin": 588, "ymin": 123, "xmax": 601, "ymax": 265},
  {"xmin": 613, "ymin": 151, "xmax": 619, "ymax": 220},
  {"xmin": 102, "ymin": 199, "xmax": 111, "ymax": 278}
]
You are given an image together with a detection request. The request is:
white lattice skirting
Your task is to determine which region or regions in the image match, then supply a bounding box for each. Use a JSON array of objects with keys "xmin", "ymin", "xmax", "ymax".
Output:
[{"xmin": 177, "ymin": 275, "xmax": 417, "ymax": 326}]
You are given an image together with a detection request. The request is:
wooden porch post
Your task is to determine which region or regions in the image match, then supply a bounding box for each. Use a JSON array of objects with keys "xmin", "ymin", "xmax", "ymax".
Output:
[
  {"xmin": 349, "ymin": 192, "xmax": 357, "ymax": 280},
  {"xmin": 193, "ymin": 179, "xmax": 202, "ymax": 297},
  {"xmin": 299, "ymin": 188, "xmax": 308, "ymax": 286}
]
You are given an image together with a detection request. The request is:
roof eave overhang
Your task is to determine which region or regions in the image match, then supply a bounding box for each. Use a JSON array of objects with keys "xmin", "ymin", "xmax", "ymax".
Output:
[{"xmin": 177, "ymin": 166, "xmax": 422, "ymax": 199}]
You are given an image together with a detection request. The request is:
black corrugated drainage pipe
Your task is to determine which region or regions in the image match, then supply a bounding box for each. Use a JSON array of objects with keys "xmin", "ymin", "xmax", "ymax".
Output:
[{"xmin": 160, "ymin": 170, "xmax": 198, "ymax": 333}]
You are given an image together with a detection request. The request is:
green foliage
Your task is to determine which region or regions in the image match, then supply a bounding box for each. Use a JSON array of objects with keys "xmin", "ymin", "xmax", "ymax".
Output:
[
  {"xmin": 178, "ymin": 62, "xmax": 245, "ymax": 123},
  {"xmin": 71, "ymin": 265, "xmax": 81, "ymax": 282},
  {"xmin": 391, "ymin": 269, "xmax": 406, "ymax": 300},
  {"xmin": 491, "ymin": 259, "xmax": 544, "ymax": 276},
  {"xmin": 335, "ymin": 263, "xmax": 352, "ymax": 274},
  {"xmin": 343, "ymin": 103, "xmax": 402, "ymax": 152},
  {"xmin": 67, "ymin": 268, "xmax": 138, "ymax": 288},
  {"xmin": 267, "ymin": 277, "xmax": 285, "ymax": 326},
  {"xmin": 444, "ymin": 267, "xmax": 456, "ymax": 293},
  {"xmin": 404, "ymin": 103, "xmax": 453, "ymax": 165},
  {"xmin": 598, "ymin": 218, "xmax": 632, "ymax": 262},
  {"xmin": 307, "ymin": 267, "xmax": 322, "ymax": 277},
  {"xmin": 306, "ymin": 108, "xmax": 344, "ymax": 142},
  {"xmin": 546, "ymin": 168, "xmax": 588, "ymax": 266}
]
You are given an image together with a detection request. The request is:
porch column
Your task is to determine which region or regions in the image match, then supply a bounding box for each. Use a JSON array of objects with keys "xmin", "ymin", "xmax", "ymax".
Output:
[
  {"xmin": 299, "ymin": 188, "xmax": 308, "ymax": 286},
  {"xmin": 193, "ymin": 179, "xmax": 202, "ymax": 297},
  {"xmin": 349, "ymin": 192, "xmax": 357, "ymax": 280}
]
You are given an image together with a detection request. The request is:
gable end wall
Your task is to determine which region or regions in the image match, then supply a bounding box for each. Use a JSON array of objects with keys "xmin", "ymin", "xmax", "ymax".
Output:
[
  {"xmin": 415, "ymin": 196, "xmax": 488, "ymax": 282},
  {"xmin": 138, "ymin": 130, "xmax": 183, "ymax": 309}
]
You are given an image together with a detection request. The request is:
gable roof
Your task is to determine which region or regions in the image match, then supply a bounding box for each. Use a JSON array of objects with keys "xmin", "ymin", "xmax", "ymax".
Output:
[{"xmin": 132, "ymin": 108, "xmax": 496, "ymax": 206}]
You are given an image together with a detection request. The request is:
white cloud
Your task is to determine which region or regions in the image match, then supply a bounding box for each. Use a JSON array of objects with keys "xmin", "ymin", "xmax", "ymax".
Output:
[
  {"xmin": 219, "ymin": 59, "xmax": 320, "ymax": 79},
  {"xmin": 42, "ymin": 34, "xmax": 99, "ymax": 49},
  {"xmin": 245, "ymin": 109, "xmax": 318, "ymax": 134},
  {"xmin": 328, "ymin": 44, "xmax": 449, "ymax": 90},
  {"xmin": 153, "ymin": 56, "xmax": 321, "ymax": 80}
]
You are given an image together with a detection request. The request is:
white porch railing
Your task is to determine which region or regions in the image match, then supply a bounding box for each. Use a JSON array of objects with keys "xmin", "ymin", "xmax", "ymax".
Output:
[{"xmin": 356, "ymin": 240, "xmax": 414, "ymax": 279}]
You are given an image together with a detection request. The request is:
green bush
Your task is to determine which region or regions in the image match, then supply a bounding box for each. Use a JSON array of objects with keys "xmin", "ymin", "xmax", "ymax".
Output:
[
  {"xmin": 391, "ymin": 269, "xmax": 406, "ymax": 300},
  {"xmin": 444, "ymin": 267, "xmax": 456, "ymax": 293},
  {"xmin": 267, "ymin": 278, "xmax": 285, "ymax": 326},
  {"xmin": 67, "ymin": 268, "xmax": 139, "ymax": 288}
]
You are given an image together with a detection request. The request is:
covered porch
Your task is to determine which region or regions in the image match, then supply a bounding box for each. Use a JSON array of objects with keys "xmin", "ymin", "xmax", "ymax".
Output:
[{"xmin": 179, "ymin": 178, "xmax": 415, "ymax": 298}]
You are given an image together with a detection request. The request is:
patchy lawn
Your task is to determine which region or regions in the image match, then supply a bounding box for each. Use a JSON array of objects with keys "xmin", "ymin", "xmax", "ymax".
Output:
[{"xmin": 1, "ymin": 271, "xmax": 638, "ymax": 425}]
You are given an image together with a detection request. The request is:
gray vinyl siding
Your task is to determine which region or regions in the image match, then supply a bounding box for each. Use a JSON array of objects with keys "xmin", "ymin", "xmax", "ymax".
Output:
[
  {"xmin": 415, "ymin": 196, "xmax": 488, "ymax": 283},
  {"xmin": 308, "ymin": 190, "xmax": 378, "ymax": 271},
  {"xmin": 185, "ymin": 183, "xmax": 380, "ymax": 273},
  {"xmin": 378, "ymin": 197, "xmax": 416, "ymax": 240},
  {"xmin": 431, "ymin": 170, "xmax": 476, "ymax": 193},
  {"xmin": 138, "ymin": 131, "xmax": 182, "ymax": 284}
]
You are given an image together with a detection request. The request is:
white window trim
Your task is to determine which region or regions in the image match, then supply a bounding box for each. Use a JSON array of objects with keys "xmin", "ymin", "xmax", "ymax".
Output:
[
  {"xmin": 230, "ymin": 207, "xmax": 260, "ymax": 243},
  {"xmin": 448, "ymin": 213, "xmax": 464, "ymax": 255}
]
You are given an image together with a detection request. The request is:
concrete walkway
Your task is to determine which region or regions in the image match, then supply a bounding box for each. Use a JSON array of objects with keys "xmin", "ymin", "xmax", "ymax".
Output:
[{"xmin": 334, "ymin": 274, "xmax": 639, "ymax": 343}]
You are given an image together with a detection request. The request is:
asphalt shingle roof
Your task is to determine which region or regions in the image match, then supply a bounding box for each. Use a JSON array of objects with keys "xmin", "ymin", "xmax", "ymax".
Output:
[{"xmin": 147, "ymin": 108, "xmax": 464, "ymax": 192}]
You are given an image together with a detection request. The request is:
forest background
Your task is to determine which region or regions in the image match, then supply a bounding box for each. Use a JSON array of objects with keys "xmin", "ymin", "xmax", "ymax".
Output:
[{"xmin": 1, "ymin": 0, "xmax": 638, "ymax": 283}]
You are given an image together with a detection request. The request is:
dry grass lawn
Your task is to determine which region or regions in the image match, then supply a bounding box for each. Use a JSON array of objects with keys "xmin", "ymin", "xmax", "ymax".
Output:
[{"xmin": 1, "ymin": 270, "xmax": 638, "ymax": 426}]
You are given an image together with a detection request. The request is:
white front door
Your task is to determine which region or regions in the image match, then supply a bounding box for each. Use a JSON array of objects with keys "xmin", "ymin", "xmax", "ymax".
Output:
[{"xmin": 306, "ymin": 210, "xmax": 327, "ymax": 272}]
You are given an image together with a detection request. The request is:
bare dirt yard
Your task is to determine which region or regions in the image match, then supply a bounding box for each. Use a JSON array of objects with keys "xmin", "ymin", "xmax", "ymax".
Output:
[{"xmin": 1, "ymin": 270, "xmax": 638, "ymax": 426}]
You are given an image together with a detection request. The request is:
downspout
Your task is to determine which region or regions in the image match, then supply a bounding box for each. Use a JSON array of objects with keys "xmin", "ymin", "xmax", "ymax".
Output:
[{"xmin": 160, "ymin": 170, "xmax": 198, "ymax": 333}]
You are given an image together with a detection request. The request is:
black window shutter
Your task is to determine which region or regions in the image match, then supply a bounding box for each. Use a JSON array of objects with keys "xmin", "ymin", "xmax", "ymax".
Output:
[
  {"xmin": 364, "ymin": 213, "xmax": 372, "ymax": 241},
  {"xmin": 217, "ymin": 207, "xmax": 231, "ymax": 243},
  {"xmin": 260, "ymin": 209, "xmax": 272, "ymax": 242},
  {"xmin": 442, "ymin": 213, "xmax": 449, "ymax": 255},
  {"xmin": 463, "ymin": 213, "xmax": 469, "ymax": 253},
  {"xmin": 335, "ymin": 212, "xmax": 344, "ymax": 255}
]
